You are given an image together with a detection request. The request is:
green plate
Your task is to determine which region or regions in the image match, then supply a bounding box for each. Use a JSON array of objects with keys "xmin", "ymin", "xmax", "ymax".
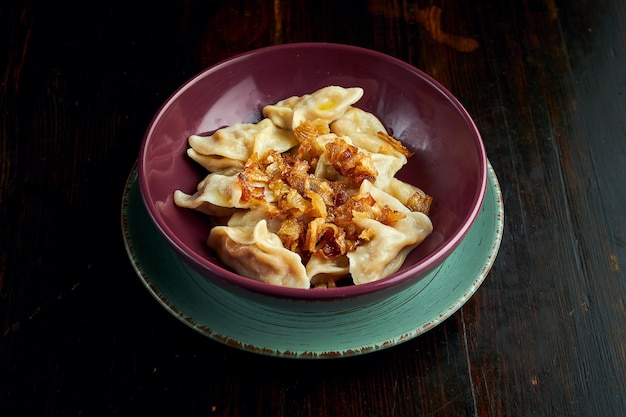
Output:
[{"xmin": 121, "ymin": 163, "xmax": 503, "ymax": 358}]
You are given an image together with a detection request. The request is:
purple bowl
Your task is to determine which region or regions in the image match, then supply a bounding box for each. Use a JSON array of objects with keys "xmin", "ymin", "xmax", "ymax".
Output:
[{"xmin": 138, "ymin": 43, "xmax": 487, "ymax": 301}]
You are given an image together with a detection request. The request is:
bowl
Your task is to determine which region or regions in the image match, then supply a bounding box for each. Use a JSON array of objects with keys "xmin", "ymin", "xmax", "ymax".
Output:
[{"xmin": 138, "ymin": 42, "xmax": 487, "ymax": 303}]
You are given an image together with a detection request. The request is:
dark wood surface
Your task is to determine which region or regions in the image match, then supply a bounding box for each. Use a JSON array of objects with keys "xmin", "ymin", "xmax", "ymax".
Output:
[{"xmin": 2, "ymin": 0, "xmax": 626, "ymax": 415}]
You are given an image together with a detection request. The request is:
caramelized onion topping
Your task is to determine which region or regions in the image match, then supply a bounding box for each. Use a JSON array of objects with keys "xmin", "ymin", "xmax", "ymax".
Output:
[{"xmin": 234, "ymin": 123, "xmax": 430, "ymax": 263}]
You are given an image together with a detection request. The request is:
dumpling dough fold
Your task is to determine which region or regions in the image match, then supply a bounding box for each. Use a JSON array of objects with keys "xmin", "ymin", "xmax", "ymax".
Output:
[
  {"xmin": 188, "ymin": 118, "xmax": 299, "ymax": 166},
  {"xmin": 263, "ymin": 86, "xmax": 364, "ymax": 130},
  {"xmin": 347, "ymin": 181, "xmax": 433, "ymax": 284},
  {"xmin": 207, "ymin": 220, "xmax": 310, "ymax": 289}
]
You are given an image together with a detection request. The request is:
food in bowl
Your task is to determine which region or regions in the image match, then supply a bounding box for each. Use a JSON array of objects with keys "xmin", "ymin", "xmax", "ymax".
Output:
[
  {"xmin": 138, "ymin": 42, "xmax": 488, "ymax": 302},
  {"xmin": 173, "ymin": 86, "xmax": 434, "ymax": 289}
]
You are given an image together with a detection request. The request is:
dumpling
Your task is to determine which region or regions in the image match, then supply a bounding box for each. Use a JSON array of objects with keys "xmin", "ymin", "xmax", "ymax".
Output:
[
  {"xmin": 347, "ymin": 180, "xmax": 433, "ymax": 284},
  {"xmin": 291, "ymin": 86, "xmax": 364, "ymax": 130},
  {"xmin": 331, "ymin": 107, "xmax": 409, "ymax": 162},
  {"xmin": 312, "ymin": 134, "xmax": 404, "ymax": 190},
  {"xmin": 188, "ymin": 118, "xmax": 298, "ymax": 166},
  {"xmin": 263, "ymin": 86, "xmax": 364, "ymax": 131},
  {"xmin": 188, "ymin": 122, "xmax": 263, "ymax": 161},
  {"xmin": 207, "ymin": 220, "xmax": 310, "ymax": 289},
  {"xmin": 173, "ymin": 167, "xmax": 271, "ymax": 213}
]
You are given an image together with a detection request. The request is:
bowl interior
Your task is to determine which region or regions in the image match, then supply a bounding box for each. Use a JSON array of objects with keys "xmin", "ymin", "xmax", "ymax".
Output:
[{"xmin": 138, "ymin": 43, "xmax": 487, "ymax": 300}]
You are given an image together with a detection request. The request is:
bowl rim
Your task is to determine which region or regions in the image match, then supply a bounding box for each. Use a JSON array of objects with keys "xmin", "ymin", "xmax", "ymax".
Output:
[{"xmin": 138, "ymin": 42, "xmax": 488, "ymax": 301}]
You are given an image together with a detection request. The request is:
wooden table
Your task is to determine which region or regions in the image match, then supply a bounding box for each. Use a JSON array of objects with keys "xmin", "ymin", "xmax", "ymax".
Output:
[{"xmin": 2, "ymin": 0, "xmax": 626, "ymax": 415}]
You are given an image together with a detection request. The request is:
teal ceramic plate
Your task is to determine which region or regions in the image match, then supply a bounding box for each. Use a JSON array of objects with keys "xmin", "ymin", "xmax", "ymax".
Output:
[{"xmin": 121, "ymin": 163, "xmax": 503, "ymax": 359}]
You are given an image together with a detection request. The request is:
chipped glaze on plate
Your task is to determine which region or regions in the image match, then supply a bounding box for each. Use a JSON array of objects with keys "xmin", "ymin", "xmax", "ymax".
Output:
[{"xmin": 121, "ymin": 162, "xmax": 503, "ymax": 359}]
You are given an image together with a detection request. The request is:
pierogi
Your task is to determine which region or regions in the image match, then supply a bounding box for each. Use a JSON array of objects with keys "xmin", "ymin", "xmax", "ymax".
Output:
[{"xmin": 173, "ymin": 86, "xmax": 433, "ymax": 289}]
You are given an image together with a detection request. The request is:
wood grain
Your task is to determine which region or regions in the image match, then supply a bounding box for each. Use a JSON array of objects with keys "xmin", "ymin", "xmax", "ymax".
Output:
[{"xmin": 2, "ymin": 0, "xmax": 625, "ymax": 416}]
